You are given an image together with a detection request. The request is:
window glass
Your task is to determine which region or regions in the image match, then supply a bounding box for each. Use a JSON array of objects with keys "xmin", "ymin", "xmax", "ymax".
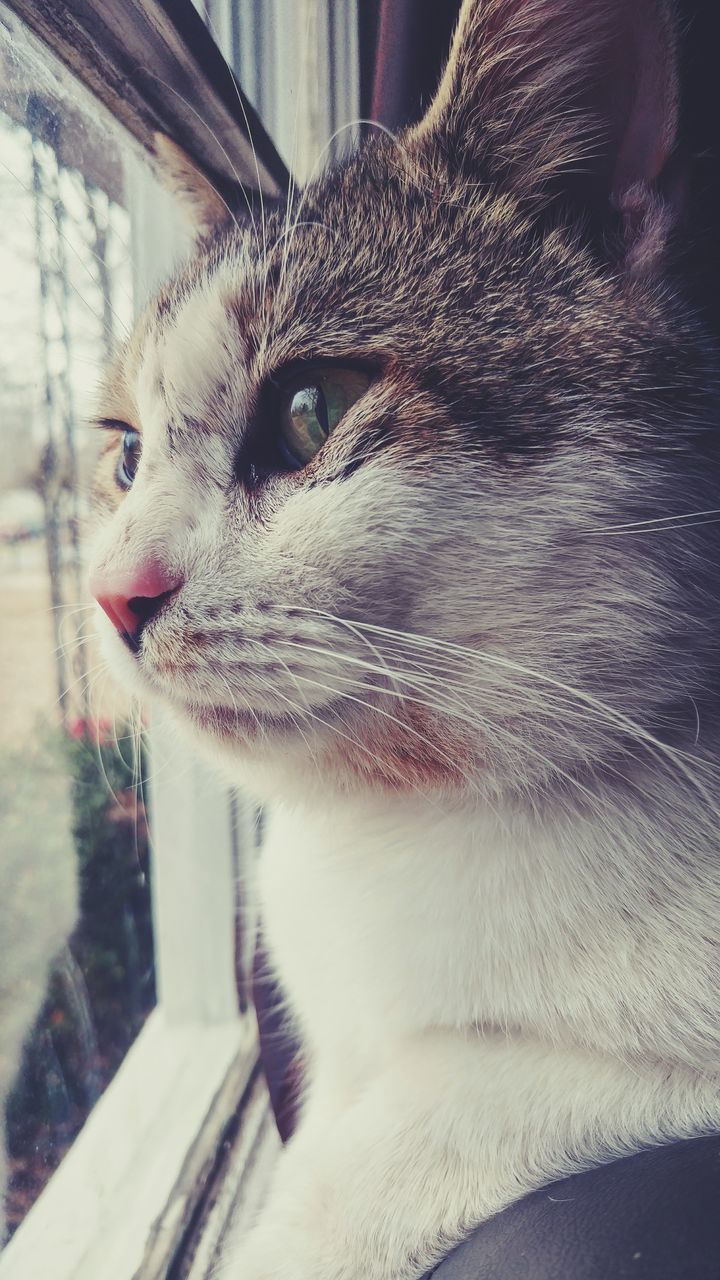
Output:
[{"xmin": 0, "ymin": 10, "xmax": 154, "ymax": 1235}]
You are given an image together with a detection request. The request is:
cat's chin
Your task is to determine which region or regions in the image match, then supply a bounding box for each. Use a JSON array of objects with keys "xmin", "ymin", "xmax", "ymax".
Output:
[
  {"xmin": 162, "ymin": 697, "xmax": 345, "ymax": 803},
  {"xmin": 172, "ymin": 692, "xmax": 488, "ymax": 806}
]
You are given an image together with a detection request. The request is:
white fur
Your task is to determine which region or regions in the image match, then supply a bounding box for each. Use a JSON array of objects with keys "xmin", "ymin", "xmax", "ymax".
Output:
[{"xmin": 213, "ymin": 785, "xmax": 720, "ymax": 1280}]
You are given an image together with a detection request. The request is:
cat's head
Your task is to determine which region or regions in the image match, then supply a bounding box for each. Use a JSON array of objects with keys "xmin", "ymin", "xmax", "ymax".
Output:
[{"xmin": 89, "ymin": 0, "xmax": 720, "ymax": 804}]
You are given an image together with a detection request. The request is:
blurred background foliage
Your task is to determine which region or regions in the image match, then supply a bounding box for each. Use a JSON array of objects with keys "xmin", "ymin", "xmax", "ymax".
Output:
[
  {"xmin": 0, "ymin": 82, "xmax": 148, "ymax": 1235},
  {"xmin": 3, "ymin": 721, "xmax": 154, "ymax": 1234}
]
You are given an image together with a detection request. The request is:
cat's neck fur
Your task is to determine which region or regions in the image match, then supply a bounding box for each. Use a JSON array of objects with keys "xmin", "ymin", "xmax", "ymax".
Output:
[{"xmin": 258, "ymin": 758, "xmax": 720, "ymax": 1082}]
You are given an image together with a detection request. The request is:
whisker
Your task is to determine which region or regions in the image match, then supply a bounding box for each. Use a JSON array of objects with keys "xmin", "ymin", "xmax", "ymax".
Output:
[
  {"xmin": 586, "ymin": 508, "xmax": 720, "ymax": 535},
  {"xmin": 290, "ymin": 667, "xmax": 483, "ymax": 796},
  {"xmin": 141, "ymin": 71, "xmax": 253, "ymax": 245},
  {"xmin": 283, "ymin": 608, "xmax": 720, "ymax": 817},
  {"xmin": 290, "ymin": 662, "xmax": 614, "ymax": 819},
  {"xmin": 362, "ymin": 623, "xmax": 720, "ymax": 808}
]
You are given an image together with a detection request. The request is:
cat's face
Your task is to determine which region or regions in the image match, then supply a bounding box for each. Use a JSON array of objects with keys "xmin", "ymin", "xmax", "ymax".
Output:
[{"xmin": 89, "ymin": 0, "xmax": 720, "ymax": 801}]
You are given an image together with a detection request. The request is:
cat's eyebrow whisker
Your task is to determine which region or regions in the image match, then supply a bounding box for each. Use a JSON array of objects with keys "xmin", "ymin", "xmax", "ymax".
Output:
[
  {"xmin": 142, "ymin": 70, "xmax": 254, "ymax": 249},
  {"xmin": 276, "ymin": 115, "xmax": 398, "ymax": 296},
  {"xmin": 198, "ymin": 5, "xmax": 270, "ymax": 289},
  {"xmin": 56, "ymin": 243, "xmax": 130, "ymax": 338},
  {"xmin": 276, "ymin": 4, "xmax": 312, "ymax": 308},
  {"xmin": 274, "ymin": 220, "xmax": 339, "ymax": 247},
  {"xmin": 63, "ymin": 168, "xmax": 134, "ymax": 310}
]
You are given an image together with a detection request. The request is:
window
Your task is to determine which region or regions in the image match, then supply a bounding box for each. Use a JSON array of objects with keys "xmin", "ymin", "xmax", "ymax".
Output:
[
  {"xmin": 0, "ymin": 13, "xmax": 152, "ymax": 1236},
  {"xmin": 0, "ymin": 1, "xmax": 359, "ymax": 1276}
]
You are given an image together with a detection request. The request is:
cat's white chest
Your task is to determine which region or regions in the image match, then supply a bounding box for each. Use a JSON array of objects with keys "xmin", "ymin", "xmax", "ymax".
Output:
[
  {"xmin": 258, "ymin": 797, "xmax": 540, "ymax": 1069},
  {"xmin": 257, "ymin": 790, "xmax": 720, "ymax": 1080}
]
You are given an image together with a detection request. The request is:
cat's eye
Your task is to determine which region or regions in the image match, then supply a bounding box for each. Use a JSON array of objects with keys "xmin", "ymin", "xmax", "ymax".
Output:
[
  {"xmin": 117, "ymin": 428, "xmax": 142, "ymax": 489},
  {"xmin": 278, "ymin": 368, "xmax": 370, "ymax": 468}
]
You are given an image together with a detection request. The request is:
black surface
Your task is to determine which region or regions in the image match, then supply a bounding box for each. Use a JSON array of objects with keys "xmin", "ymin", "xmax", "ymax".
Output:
[{"xmin": 430, "ymin": 1137, "xmax": 720, "ymax": 1280}]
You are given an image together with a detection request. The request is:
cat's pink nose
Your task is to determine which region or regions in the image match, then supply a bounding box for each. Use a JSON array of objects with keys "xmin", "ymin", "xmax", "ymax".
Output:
[{"xmin": 90, "ymin": 560, "xmax": 183, "ymax": 650}]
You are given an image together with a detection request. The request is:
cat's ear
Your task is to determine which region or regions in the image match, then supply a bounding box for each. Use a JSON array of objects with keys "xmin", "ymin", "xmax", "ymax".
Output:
[
  {"xmin": 152, "ymin": 134, "xmax": 233, "ymax": 238},
  {"xmin": 411, "ymin": 0, "xmax": 681, "ymax": 275}
]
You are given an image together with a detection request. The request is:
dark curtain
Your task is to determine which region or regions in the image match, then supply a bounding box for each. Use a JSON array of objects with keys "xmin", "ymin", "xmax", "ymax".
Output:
[{"xmin": 367, "ymin": 0, "xmax": 460, "ymax": 130}]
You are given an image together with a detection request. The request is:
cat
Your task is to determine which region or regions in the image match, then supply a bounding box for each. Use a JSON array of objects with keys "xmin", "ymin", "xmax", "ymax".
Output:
[{"xmin": 88, "ymin": 0, "xmax": 720, "ymax": 1276}]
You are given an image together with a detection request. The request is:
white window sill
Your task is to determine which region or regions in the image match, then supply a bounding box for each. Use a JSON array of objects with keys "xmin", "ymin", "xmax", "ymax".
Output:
[
  {"xmin": 0, "ymin": 1008, "xmax": 259, "ymax": 1280},
  {"xmin": 181, "ymin": 1072, "xmax": 280, "ymax": 1280}
]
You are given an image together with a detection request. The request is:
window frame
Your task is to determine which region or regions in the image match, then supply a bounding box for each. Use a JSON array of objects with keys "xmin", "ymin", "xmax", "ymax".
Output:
[
  {"xmin": 0, "ymin": 1013, "xmax": 258, "ymax": 1280},
  {"xmin": 0, "ymin": 0, "xmax": 289, "ymax": 199}
]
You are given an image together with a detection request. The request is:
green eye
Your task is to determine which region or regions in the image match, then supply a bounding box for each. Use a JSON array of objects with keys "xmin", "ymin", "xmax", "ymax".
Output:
[{"xmin": 279, "ymin": 368, "xmax": 370, "ymax": 468}]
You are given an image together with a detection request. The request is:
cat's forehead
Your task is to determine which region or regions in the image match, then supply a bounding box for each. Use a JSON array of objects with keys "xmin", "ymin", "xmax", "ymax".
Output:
[
  {"xmin": 104, "ymin": 140, "xmax": 639, "ymax": 453},
  {"xmin": 112, "ymin": 208, "xmax": 354, "ymax": 441}
]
